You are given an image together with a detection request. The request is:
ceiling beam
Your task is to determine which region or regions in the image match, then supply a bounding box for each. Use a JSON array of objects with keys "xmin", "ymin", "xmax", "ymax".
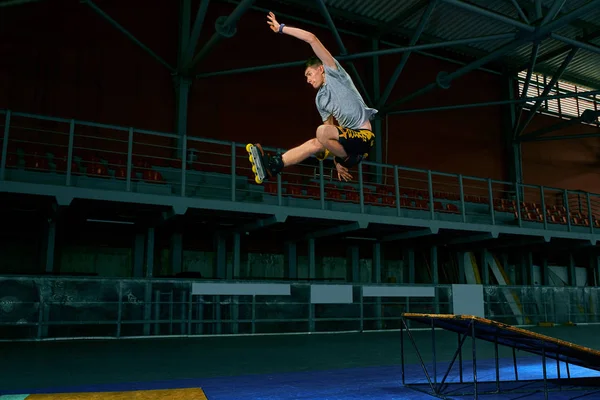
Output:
[
  {"xmin": 380, "ymin": 227, "xmax": 439, "ymax": 242},
  {"xmin": 383, "ymin": 0, "xmax": 600, "ymax": 112},
  {"xmin": 0, "ymin": 0, "xmax": 41, "ymax": 6},
  {"xmin": 521, "ymin": 31, "xmax": 600, "ymax": 72},
  {"xmin": 303, "ymin": 221, "xmax": 369, "ymax": 240}
]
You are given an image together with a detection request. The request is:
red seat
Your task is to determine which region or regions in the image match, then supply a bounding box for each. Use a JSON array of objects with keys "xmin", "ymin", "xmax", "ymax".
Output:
[
  {"xmin": 286, "ymin": 184, "xmax": 303, "ymax": 198},
  {"xmin": 446, "ymin": 204, "xmax": 460, "ymax": 214},
  {"xmin": 143, "ymin": 169, "xmax": 165, "ymax": 183},
  {"xmin": 264, "ymin": 182, "xmax": 277, "ymax": 194},
  {"xmin": 24, "ymin": 152, "xmax": 50, "ymax": 172}
]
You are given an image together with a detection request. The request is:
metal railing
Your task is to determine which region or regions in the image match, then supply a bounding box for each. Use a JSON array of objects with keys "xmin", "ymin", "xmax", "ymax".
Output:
[
  {"xmin": 1, "ymin": 108, "xmax": 599, "ymax": 233},
  {"xmin": 1, "ymin": 276, "xmax": 598, "ymax": 341}
]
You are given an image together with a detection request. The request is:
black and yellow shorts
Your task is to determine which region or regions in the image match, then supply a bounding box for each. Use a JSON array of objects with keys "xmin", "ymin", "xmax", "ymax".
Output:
[
  {"xmin": 315, "ymin": 126, "xmax": 376, "ymax": 163},
  {"xmin": 337, "ymin": 126, "xmax": 375, "ymax": 160}
]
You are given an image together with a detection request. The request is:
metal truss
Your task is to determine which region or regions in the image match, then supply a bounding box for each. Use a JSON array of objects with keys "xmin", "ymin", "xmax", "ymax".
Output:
[
  {"xmin": 9, "ymin": 0, "xmax": 600, "ymax": 152},
  {"xmin": 400, "ymin": 315, "xmax": 600, "ymax": 400},
  {"xmin": 514, "ymin": 47, "xmax": 580, "ymax": 137},
  {"xmin": 382, "ymin": 0, "xmax": 600, "ymax": 113}
]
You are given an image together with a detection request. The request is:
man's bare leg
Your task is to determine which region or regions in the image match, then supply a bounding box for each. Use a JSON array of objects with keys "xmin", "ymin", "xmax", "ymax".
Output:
[
  {"xmin": 257, "ymin": 125, "xmax": 347, "ymax": 180},
  {"xmin": 281, "ymin": 138, "xmax": 325, "ymax": 166},
  {"xmin": 316, "ymin": 125, "xmax": 348, "ymax": 158}
]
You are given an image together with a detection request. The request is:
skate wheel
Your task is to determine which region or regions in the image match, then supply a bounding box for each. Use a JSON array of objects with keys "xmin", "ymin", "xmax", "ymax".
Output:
[
  {"xmin": 246, "ymin": 143, "xmax": 253, "ymax": 152},
  {"xmin": 249, "ymin": 156, "xmax": 254, "ymax": 163},
  {"xmin": 252, "ymin": 165, "xmax": 257, "ymax": 173},
  {"xmin": 255, "ymin": 176, "xmax": 263, "ymax": 184}
]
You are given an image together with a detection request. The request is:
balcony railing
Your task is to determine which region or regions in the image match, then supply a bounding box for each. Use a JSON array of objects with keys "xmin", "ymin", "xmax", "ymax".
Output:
[
  {"xmin": 1, "ymin": 109, "xmax": 599, "ymax": 234},
  {"xmin": 1, "ymin": 276, "xmax": 598, "ymax": 341}
]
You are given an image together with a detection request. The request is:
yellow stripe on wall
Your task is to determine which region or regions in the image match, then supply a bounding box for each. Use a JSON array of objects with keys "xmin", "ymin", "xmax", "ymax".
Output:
[{"xmin": 26, "ymin": 388, "xmax": 207, "ymax": 400}]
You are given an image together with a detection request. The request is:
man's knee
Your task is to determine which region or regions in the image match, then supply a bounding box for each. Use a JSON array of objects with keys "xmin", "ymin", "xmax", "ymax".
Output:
[
  {"xmin": 308, "ymin": 137, "xmax": 324, "ymax": 152},
  {"xmin": 316, "ymin": 125, "xmax": 338, "ymax": 142}
]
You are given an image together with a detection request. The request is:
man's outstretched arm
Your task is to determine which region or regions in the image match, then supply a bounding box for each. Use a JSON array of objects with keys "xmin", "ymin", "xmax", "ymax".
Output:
[{"xmin": 267, "ymin": 12, "xmax": 336, "ymax": 69}]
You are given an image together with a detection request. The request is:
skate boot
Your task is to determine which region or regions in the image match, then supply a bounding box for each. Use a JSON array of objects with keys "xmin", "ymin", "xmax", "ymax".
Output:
[{"xmin": 246, "ymin": 143, "xmax": 284, "ymax": 184}]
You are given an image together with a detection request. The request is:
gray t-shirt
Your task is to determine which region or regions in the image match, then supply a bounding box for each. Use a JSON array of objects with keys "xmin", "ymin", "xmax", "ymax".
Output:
[{"xmin": 315, "ymin": 58, "xmax": 378, "ymax": 129}]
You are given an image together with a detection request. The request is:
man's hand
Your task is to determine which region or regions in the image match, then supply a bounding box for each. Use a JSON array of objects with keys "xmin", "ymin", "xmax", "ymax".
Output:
[
  {"xmin": 265, "ymin": 12, "xmax": 336, "ymax": 68},
  {"xmin": 335, "ymin": 162, "xmax": 353, "ymax": 182},
  {"xmin": 267, "ymin": 12, "xmax": 280, "ymax": 33}
]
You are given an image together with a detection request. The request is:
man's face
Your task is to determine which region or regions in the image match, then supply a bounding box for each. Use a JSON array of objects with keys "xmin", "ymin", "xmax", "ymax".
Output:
[{"xmin": 304, "ymin": 65, "xmax": 324, "ymax": 89}]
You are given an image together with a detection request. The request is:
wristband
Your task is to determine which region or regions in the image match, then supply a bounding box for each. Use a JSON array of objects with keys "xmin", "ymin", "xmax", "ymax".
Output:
[
  {"xmin": 278, "ymin": 23, "xmax": 285, "ymax": 34},
  {"xmin": 335, "ymin": 155, "xmax": 363, "ymax": 168},
  {"xmin": 334, "ymin": 156, "xmax": 347, "ymax": 167}
]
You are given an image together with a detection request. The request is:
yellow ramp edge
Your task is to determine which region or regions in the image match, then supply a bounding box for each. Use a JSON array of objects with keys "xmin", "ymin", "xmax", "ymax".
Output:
[{"xmin": 25, "ymin": 388, "xmax": 207, "ymax": 400}]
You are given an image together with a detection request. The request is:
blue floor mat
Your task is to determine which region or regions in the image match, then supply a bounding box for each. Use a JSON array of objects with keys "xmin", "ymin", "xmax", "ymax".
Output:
[{"xmin": 3, "ymin": 357, "xmax": 600, "ymax": 399}]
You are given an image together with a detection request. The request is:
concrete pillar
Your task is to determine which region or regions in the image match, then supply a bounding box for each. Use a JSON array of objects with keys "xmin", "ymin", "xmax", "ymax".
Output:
[
  {"xmin": 133, "ymin": 233, "xmax": 145, "ymax": 277},
  {"xmin": 285, "ymin": 241, "xmax": 297, "ymax": 279},
  {"xmin": 170, "ymin": 232, "xmax": 183, "ymax": 275},
  {"xmin": 145, "ymin": 227, "xmax": 154, "ymax": 278},
  {"xmin": 347, "ymin": 245, "xmax": 359, "ymax": 282},
  {"xmin": 373, "ymin": 243, "xmax": 382, "ymax": 283}
]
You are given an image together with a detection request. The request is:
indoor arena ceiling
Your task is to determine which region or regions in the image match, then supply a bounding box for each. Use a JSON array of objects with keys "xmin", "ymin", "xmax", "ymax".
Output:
[
  {"xmin": 254, "ymin": 0, "xmax": 600, "ymax": 89},
  {"xmin": 3, "ymin": 0, "xmax": 600, "ymax": 90}
]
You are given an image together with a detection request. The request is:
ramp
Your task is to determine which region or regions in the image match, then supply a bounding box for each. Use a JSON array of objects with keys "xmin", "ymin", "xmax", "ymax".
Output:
[{"xmin": 400, "ymin": 313, "xmax": 600, "ymax": 399}]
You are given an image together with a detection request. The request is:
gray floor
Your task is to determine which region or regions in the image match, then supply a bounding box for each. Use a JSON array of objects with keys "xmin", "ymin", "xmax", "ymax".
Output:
[{"xmin": 1, "ymin": 325, "xmax": 599, "ymax": 392}]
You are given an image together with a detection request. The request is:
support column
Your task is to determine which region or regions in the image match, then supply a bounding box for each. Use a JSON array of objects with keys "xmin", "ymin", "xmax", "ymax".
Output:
[
  {"xmin": 175, "ymin": 0, "xmax": 193, "ymax": 157},
  {"xmin": 404, "ymin": 248, "xmax": 415, "ymax": 283},
  {"xmin": 41, "ymin": 218, "xmax": 57, "ymax": 274},
  {"xmin": 505, "ymin": 76, "xmax": 523, "ymax": 189},
  {"xmin": 593, "ymin": 254, "xmax": 600, "ymax": 287},
  {"xmin": 133, "ymin": 232, "xmax": 145, "ymax": 277},
  {"xmin": 214, "ymin": 233, "xmax": 226, "ymax": 279},
  {"xmin": 527, "ymin": 251, "xmax": 536, "ymax": 285},
  {"xmin": 542, "ymin": 256, "xmax": 550, "ymax": 285},
  {"xmin": 285, "ymin": 241, "xmax": 297, "ymax": 279},
  {"xmin": 170, "ymin": 232, "xmax": 183, "ymax": 275},
  {"xmin": 347, "ymin": 245, "xmax": 359, "ymax": 282},
  {"xmin": 520, "ymin": 253, "xmax": 527, "ymax": 285},
  {"xmin": 372, "ymin": 243, "xmax": 382, "ymax": 283},
  {"xmin": 146, "ymin": 227, "xmax": 155, "ymax": 278},
  {"xmin": 481, "ymin": 249, "xmax": 489, "ymax": 284},
  {"xmin": 371, "ymin": 39, "xmax": 383, "ymax": 183},
  {"xmin": 431, "ymin": 245, "xmax": 439, "ymax": 314},
  {"xmin": 430, "ymin": 246, "xmax": 438, "ymax": 284},
  {"xmin": 308, "ymin": 239, "xmax": 316, "ymax": 280},
  {"xmin": 373, "ymin": 242, "xmax": 382, "ymax": 330},
  {"xmin": 174, "ymin": 77, "xmax": 192, "ymax": 157},
  {"xmin": 457, "ymin": 252, "xmax": 465, "ymax": 284},
  {"xmin": 231, "ymin": 232, "xmax": 241, "ymax": 279},
  {"xmin": 568, "ymin": 252, "xmax": 576, "ymax": 286}
]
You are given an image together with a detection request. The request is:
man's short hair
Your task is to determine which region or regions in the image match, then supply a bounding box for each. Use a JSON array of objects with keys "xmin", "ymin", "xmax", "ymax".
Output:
[{"xmin": 304, "ymin": 56, "xmax": 322, "ymax": 69}]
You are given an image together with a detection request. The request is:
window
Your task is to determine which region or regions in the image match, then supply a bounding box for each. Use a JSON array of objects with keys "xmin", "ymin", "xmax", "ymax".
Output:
[{"xmin": 517, "ymin": 71, "xmax": 600, "ymax": 127}]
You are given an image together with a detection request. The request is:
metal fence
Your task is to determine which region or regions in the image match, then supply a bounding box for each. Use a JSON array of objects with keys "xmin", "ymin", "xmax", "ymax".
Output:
[
  {"xmin": 1, "ymin": 109, "xmax": 599, "ymax": 234},
  {"xmin": 1, "ymin": 276, "xmax": 598, "ymax": 341}
]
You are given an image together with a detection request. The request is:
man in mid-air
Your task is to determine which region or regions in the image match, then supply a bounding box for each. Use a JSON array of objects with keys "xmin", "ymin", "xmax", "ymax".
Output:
[{"xmin": 247, "ymin": 12, "xmax": 377, "ymax": 183}]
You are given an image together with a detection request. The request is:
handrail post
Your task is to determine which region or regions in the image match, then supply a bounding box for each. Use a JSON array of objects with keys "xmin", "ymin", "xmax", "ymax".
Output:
[
  {"xmin": 459, "ymin": 174, "xmax": 466, "ymax": 223},
  {"xmin": 277, "ymin": 172, "xmax": 282, "ymax": 206},
  {"xmin": 66, "ymin": 119, "xmax": 75, "ymax": 186},
  {"xmin": 126, "ymin": 127, "xmax": 133, "ymax": 192},
  {"xmin": 359, "ymin": 163, "xmax": 365, "ymax": 213},
  {"xmin": 180, "ymin": 135, "xmax": 187, "ymax": 196},
  {"xmin": 394, "ymin": 166, "xmax": 401, "ymax": 216},
  {"xmin": 0, "ymin": 110, "xmax": 11, "ymax": 181},
  {"xmin": 230, "ymin": 142, "xmax": 236, "ymax": 202},
  {"xmin": 587, "ymin": 192, "xmax": 594, "ymax": 234},
  {"xmin": 488, "ymin": 178, "xmax": 495, "ymax": 225},
  {"xmin": 428, "ymin": 170, "xmax": 434, "ymax": 220},
  {"xmin": 564, "ymin": 189, "xmax": 572, "ymax": 232},
  {"xmin": 515, "ymin": 182, "xmax": 522, "ymax": 227},
  {"xmin": 540, "ymin": 186, "xmax": 547, "ymax": 230},
  {"xmin": 319, "ymin": 160, "xmax": 325, "ymax": 210}
]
